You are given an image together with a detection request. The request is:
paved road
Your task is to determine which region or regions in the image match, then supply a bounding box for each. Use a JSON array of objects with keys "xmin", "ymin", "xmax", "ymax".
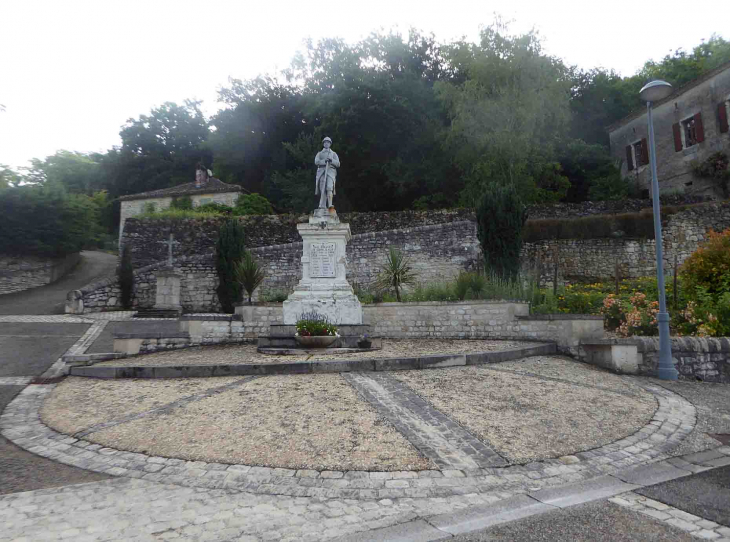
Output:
[
  {"xmin": 0, "ymin": 252, "xmax": 116, "ymax": 495},
  {"xmin": 450, "ymin": 500, "xmax": 697, "ymax": 542},
  {"xmin": 0, "ymin": 250, "xmax": 117, "ymax": 315}
]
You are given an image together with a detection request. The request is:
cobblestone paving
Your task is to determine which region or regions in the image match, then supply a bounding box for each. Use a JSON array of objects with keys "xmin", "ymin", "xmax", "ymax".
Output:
[
  {"xmin": 344, "ymin": 372, "xmax": 507, "ymax": 470},
  {"xmin": 610, "ymin": 491, "xmax": 730, "ymax": 541},
  {"xmin": 0, "ymin": 315, "xmax": 93, "ymax": 323},
  {"xmin": 0, "ymin": 381, "xmax": 697, "ymax": 502}
]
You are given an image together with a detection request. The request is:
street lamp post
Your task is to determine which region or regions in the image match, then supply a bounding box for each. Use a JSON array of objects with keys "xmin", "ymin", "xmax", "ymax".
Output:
[{"xmin": 639, "ymin": 80, "xmax": 678, "ymax": 381}]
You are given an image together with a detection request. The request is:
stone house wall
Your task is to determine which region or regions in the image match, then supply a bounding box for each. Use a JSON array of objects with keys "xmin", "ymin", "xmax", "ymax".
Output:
[
  {"xmin": 0, "ymin": 253, "xmax": 80, "ymax": 295},
  {"xmin": 119, "ymin": 191, "xmax": 240, "ymax": 244},
  {"xmin": 609, "ymin": 63, "xmax": 730, "ymax": 197}
]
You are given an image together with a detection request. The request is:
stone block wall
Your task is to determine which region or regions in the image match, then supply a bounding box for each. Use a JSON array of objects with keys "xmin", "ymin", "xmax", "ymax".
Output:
[
  {"xmin": 0, "ymin": 253, "xmax": 80, "ymax": 295},
  {"xmin": 522, "ymin": 201, "xmax": 730, "ymax": 284},
  {"xmin": 633, "ymin": 337, "xmax": 730, "ymax": 383}
]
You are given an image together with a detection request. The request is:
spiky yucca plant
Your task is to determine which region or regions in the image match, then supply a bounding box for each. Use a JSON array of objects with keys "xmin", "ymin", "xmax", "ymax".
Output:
[
  {"xmin": 373, "ymin": 247, "xmax": 417, "ymax": 302},
  {"xmin": 234, "ymin": 251, "xmax": 266, "ymax": 305}
]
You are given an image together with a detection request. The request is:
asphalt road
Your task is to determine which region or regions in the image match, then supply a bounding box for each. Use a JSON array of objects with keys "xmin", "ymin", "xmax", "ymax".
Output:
[
  {"xmin": 451, "ymin": 500, "xmax": 697, "ymax": 542},
  {"xmin": 638, "ymin": 465, "xmax": 730, "ymax": 527},
  {"xmin": 0, "ymin": 250, "xmax": 117, "ymax": 315},
  {"xmin": 0, "ymin": 251, "xmax": 115, "ymax": 494}
]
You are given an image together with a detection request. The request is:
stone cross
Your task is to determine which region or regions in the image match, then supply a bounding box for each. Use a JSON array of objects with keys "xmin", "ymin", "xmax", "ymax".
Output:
[{"xmin": 158, "ymin": 234, "xmax": 180, "ymax": 267}]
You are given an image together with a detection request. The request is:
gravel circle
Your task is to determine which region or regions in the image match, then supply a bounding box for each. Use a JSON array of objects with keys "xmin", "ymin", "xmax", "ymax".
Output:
[
  {"xmin": 44, "ymin": 374, "xmax": 434, "ymax": 472},
  {"xmin": 393, "ymin": 357, "xmax": 658, "ymax": 463},
  {"xmin": 97, "ymin": 339, "xmax": 533, "ymax": 367}
]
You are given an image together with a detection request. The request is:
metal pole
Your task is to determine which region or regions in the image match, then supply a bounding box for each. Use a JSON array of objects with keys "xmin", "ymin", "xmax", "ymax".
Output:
[{"xmin": 647, "ymin": 102, "xmax": 678, "ymax": 380}]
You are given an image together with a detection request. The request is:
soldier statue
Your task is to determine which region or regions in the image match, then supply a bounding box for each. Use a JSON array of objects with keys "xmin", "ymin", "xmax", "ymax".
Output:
[{"xmin": 314, "ymin": 137, "xmax": 340, "ymax": 209}]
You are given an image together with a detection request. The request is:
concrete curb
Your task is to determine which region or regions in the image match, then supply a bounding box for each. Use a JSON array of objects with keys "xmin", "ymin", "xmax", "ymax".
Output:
[{"xmin": 68, "ymin": 343, "xmax": 557, "ymax": 379}]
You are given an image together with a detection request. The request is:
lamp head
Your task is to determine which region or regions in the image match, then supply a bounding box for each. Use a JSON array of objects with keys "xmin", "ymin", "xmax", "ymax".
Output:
[{"xmin": 639, "ymin": 80, "xmax": 673, "ymax": 103}]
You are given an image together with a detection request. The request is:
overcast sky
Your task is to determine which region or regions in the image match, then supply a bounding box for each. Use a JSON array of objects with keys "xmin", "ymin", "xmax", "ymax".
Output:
[{"xmin": 1, "ymin": 0, "xmax": 728, "ymax": 170}]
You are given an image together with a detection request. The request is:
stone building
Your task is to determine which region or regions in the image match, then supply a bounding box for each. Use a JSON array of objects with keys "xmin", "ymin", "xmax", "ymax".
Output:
[
  {"xmin": 608, "ymin": 61, "xmax": 730, "ymax": 197},
  {"xmin": 118, "ymin": 175, "xmax": 241, "ymax": 242}
]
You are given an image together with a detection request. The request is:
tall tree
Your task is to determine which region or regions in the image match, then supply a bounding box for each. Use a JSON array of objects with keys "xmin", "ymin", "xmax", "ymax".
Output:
[{"xmin": 436, "ymin": 21, "xmax": 572, "ymax": 205}]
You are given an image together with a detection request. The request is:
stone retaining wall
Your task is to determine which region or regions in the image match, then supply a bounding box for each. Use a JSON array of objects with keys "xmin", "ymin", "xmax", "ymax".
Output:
[{"xmin": 0, "ymin": 253, "xmax": 80, "ymax": 295}]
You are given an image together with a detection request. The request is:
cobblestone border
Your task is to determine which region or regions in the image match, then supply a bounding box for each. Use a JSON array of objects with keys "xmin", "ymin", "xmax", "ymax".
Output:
[{"xmin": 0, "ymin": 381, "xmax": 697, "ymax": 500}]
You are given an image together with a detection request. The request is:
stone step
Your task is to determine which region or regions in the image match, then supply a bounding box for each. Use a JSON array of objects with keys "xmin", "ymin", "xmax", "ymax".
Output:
[
  {"xmin": 133, "ymin": 308, "xmax": 181, "ymax": 319},
  {"xmin": 258, "ymin": 335, "xmax": 381, "ymax": 349},
  {"xmin": 268, "ymin": 324, "xmax": 371, "ymax": 338}
]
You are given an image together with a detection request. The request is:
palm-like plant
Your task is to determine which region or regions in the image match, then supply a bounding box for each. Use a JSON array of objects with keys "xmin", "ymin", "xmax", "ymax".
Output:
[
  {"xmin": 373, "ymin": 247, "xmax": 417, "ymax": 302},
  {"xmin": 234, "ymin": 251, "xmax": 266, "ymax": 305}
]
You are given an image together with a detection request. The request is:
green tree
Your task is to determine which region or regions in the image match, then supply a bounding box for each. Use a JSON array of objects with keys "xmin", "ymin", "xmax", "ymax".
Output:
[
  {"xmin": 22, "ymin": 150, "xmax": 105, "ymax": 194},
  {"xmin": 215, "ymin": 218, "xmax": 247, "ymax": 313},
  {"xmin": 476, "ymin": 182, "xmax": 527, "ymax": 280},
  {"xmin": 436, "ymin": 21, "xmax": 572, "ymax": 205}
]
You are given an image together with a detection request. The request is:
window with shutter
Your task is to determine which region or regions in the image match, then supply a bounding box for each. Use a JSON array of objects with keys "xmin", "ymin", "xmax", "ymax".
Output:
[
  {"xmin": 681, "ymin": 116, "xmax": 698, "ymax": 147},
  {"xmin": 640, "ymin": 138, "xmax": 649, "ymax": 165},
  {"xmin": 626, "ymin": 145, "xmax": 634, "ymax": 171},
  {"xmin": 694, "ymin": 112, "xmax": 705, "ymax": 143},
  {"xmin": 673, "ymin": 123, "xmax": 683, "ymax": 152},
  {"xmin": 719, "ymin": 101, "xmax": 729, "ymax": 134}
]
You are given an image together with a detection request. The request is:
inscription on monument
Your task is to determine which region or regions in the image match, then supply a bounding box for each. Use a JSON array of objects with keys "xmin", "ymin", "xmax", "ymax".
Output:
[{"xmin": 310, "ymin": 242, "xmax": 336, "ymax": 278}]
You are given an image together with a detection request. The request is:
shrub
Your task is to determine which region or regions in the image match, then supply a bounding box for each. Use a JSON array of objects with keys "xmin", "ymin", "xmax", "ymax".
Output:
[
  {"xmin": 455, "ymin": 272, "xmax": 487, "ymax": 300},
  {"xmin": 196, "ymin": 202, "xmax": 233, "ymax": 214},
  {"xmin": 118, "ymin": 244, "xmax": 134, "ymax": 309},
  {"xmin": 139, "ymin": 207, "xmax": 225, "ymax": 220},
  {"xmin": 600, "ymin": 294, "xmax": 624, "ymax": 330},
  {"xmin": 476, "ymin": 183, "xmax": 527, "ymax": 280},
  {"xmin": 170, "ymin": 195, "xmax": 193, "ymax": 210},
  {"xmin": 373, "ymin": 247, "xmax": 417, "ymax": 302},
  {"xmin": 0, "ymin": 184, "xmax": 101, "ymax": 257},
  {"xmin": 215, "ymin": 218, "xmax": 246, "ymax": 313},
  {"xmin": 680, "ymin": 229, "xmax": 730, "ymax": 297},
  {"xmin": 295, "ymin": 312, "xmax": 338, "ymax": 336},
  {"xmin": 234, "ymin": 251, "xmax": 266, "ymax": 305},
  {"xmin": 262, "ymin": 290, "xmax": 289, "ymax": 303},
  {"xmin": 234, "ymin": 193, "xmax": 274, "ymax": 215}
]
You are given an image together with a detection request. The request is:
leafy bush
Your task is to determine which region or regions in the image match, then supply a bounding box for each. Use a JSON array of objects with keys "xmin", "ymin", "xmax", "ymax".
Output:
[
  {"xmin": 295, "ymin": 312, "xmax": 338, "ymax": 336},
  {"xmin": 234, "ymin": 193, "xmax": 274, "ymax": 215},
  {"xmin": 523, "ymin": 206, "xmax": 687, "ymax": 242},
  {"xmin": 455, "ymin": 272, "xmax": 487, "ymax": 300},
  {"xmin": 170, "ymin": 195, "xmax": 193, "ymax": 210},
  {"xmin": 262, "ymin": 290, "xmax": 289, "ymax": 303},
  {"xmin": 215, "ymin": 218, "xmax": 246, "ymax": 313},
  {"xmin": 234, "ymin": 251, "xmax": 266, "ymax": 305},
  {"xmin": 680, "ymin": 229, "xmax": 730, "ymax": 297},
  {"xmin": 0, "ymin": 184, "xmax": 103, "ymax": 257},
  {"xmin": 139, "ymin": 207, "xmax": 225, "ymax": 219},
  {"xmin": 373, "ymin": 247, "xmax": 417, "ymax": 302},
  {"xmin": 196, "ymin": 202, "xmax": 233, "ymax": 214},
  {"xmin": 476, "ymin": 183, "xmax": 527, "ymax": 280},
  {"xmin": 692, "ymin": 152, "xmax": 729, "ymax": 197},
  {"xmin": 118, "ymin": 244, "xmax": 134, "ymax": 309}
]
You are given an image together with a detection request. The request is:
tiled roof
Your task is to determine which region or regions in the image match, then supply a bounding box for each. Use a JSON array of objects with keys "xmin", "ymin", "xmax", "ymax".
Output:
[
  {"xmin": 118, "ymin": 178, "xmax": 242, "ymax": 201},
  {"xmin": 606, "ymin": 60, "xmax": 730, "ymax": 133}
]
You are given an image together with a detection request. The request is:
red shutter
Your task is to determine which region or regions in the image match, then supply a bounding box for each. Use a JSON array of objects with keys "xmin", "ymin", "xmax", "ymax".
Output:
[
  {"xmin": 641, "ymin": 138, "xmax": 649, "ymax": 166},
  {"xmin": 673, "ymin": 123, "xmax": 683, "ymax": 152},
  {"xmin": 719, "ymin": 102, "xmax": 729, "ymax": 133},
  {"xmin": 626, "ymin": 145, "xmax": 634, "ymax": 171},
  {"xmin": 695, "ymin": 112, "xmax": 705, "ymax": 142}
]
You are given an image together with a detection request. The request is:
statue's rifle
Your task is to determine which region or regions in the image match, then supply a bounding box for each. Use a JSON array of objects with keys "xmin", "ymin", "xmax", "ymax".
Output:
[{"xmin": 321, "ymin": 150, "xmax": 330, "ymax": 201}]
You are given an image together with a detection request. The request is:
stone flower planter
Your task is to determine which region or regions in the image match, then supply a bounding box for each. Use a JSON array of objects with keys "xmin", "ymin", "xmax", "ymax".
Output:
[{"xmin": 294, "ymin": 334, "xmax": 338, "ymax": 348}]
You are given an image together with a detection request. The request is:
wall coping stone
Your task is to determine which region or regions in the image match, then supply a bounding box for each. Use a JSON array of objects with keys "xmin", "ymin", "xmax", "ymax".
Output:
[
  {"xmin": 366, "ymin": 300, "xmax": 529, "ymax": 307},
  {"xmin": 180, "ymin": 314, "xmax": 236, "ymax": 322},
  {"xmin": 582, "ymin": 336, "xmax": 730, "ymax": 353},
  {"xmin": 113, "ymin": 332, "xmax": 190, "ymax": 340},
  {"xmin": 517, "ymin": 314, "xmax": 604, "ymax": 321}
]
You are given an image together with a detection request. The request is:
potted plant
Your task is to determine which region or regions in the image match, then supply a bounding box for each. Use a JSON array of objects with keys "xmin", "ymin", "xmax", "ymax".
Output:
[{"xmin": 295, "ymin": 312, "xmax": 339, "ymax": 348}]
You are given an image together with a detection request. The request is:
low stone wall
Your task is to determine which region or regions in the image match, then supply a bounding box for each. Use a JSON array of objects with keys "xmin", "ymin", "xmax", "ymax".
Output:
[
  {"xmin": 581, "ymin": 337, "xmax": 730, "ymax": 383},
  {"xmin": 0, "ymin": 253, "xmax": 80, "ymax": 295},
  {"xmin": 237, "ymin": 302, "xmax": 602, "ymax": 354}
]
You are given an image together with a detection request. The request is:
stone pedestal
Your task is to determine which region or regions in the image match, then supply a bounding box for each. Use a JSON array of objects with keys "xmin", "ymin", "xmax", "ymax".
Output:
[
  {"xmin": 283, "ymin": 209, "xmax": 362, "ymax": 324},
  {"xmin": 154, "ymin": 269, "xmax": 183, "ymax": 314}
]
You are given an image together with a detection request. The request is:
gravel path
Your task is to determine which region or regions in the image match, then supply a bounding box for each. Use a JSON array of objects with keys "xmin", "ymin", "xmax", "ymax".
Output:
[
  {"xmin": 97, "ymin": 339, "xmax": 533, "ymax": 366},
  {"xmin": 392, "ymin": 358, "xmax": 657, "ymax": 463}
]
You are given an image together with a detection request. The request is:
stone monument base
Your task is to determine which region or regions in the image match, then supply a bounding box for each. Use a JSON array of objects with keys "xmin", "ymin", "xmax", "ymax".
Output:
[{"xmin": 282, "ymin": 210, "xmax": 363, "ymax": 325}]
